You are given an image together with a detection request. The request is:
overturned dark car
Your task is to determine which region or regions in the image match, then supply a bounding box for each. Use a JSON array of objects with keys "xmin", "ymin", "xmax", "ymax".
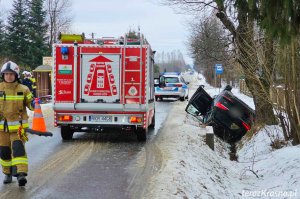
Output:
[{"xmin": 185, "ymin": 85, "xmax": 255, "ymax": 143}]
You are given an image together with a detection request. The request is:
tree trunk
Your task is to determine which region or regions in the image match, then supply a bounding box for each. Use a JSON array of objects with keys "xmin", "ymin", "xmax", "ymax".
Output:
[
  {"xmin": 245, "ymin": 76, "xmax": 277, "ymax": 124},
  {"xmin": 290, "ymin": 38, "xmax": 300, "ymax": 144},
  {"xmin": 216, "ymin": 4, "xmax": 277, "ymax": 125},
  {"xmin": 235, "ymin": 20, "xmax": 277, "ymax": 125}
]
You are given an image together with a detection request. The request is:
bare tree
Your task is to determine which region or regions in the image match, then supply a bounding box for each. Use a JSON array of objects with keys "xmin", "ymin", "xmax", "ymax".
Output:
[
  {"xmin": 164, "ymin": 0, "xmax": 277, "ymax": 125},
  {"xmin": 155, "ymin": 50, "xmax": 187, "ymax": 72},
  {"xmin": 272, "ymin": 38, "xmax": 300, "ymax": 144},
  {"xmin": 188, "ymin": 14, "xmax": 236, "ymax": 86},
  {"xmin": 45, "ymin": 0, "xmax": 72, "ymax": 47}
]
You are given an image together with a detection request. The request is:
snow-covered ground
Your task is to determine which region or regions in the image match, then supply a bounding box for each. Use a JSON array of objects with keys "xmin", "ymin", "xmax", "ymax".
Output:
[
  {"xmin": 144, "ymin": 73, "xmax": 300, "ymax": 199},
  {"xmin": 35, "ymin": 73, "xmax": 299, "ymax": 199}
]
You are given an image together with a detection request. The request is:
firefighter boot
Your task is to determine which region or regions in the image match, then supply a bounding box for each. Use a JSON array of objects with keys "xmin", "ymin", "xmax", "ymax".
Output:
[
  {"xmin": 17, "ymin": 173, "xmax": 27, "ymax": 186},
  {"xmin": 3, "ymin": 174, "xmax": 12, "ymax": 184}
]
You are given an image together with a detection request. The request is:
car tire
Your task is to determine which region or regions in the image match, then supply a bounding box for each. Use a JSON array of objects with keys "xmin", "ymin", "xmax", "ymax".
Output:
[
  {"xmin": 61, "ymin": 126, "xmax": 74, "ymax": 140},
  {"xmin": 179, "ymin": 96, "xmax": 185, "ymax": 101}
]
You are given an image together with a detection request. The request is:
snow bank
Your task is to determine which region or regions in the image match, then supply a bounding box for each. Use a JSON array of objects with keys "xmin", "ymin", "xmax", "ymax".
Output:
[{"xmin": 145, "ymin": 72, "xmax": 299, "ymax": 199}]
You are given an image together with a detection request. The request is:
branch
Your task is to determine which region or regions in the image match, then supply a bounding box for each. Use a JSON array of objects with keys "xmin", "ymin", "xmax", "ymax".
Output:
[
  {"xmin": 182, "ymin": 0, "xmax": 218, "ymax": 9},
  {"xmin": 216, "ymin": 11, "xmax": 236, "ymax": 38}
]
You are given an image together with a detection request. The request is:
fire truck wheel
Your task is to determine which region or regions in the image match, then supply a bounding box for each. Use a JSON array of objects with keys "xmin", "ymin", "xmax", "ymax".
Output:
[
  {"xmin": 61, "ymin": 126, "xmax": 74, "ymax": 140},
  {"xmin": 136, "ymin": 127, "xmax": 147, "ymax": 142},
  {"xmin": 149, "ymin": 113, "xmax": 155, "ymax": 129}
]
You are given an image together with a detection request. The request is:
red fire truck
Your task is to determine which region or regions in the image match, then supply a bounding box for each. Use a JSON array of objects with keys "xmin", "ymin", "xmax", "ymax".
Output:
[{"xmin": 52, "ymin": 33, "xmax": 155, "ymax": 141}]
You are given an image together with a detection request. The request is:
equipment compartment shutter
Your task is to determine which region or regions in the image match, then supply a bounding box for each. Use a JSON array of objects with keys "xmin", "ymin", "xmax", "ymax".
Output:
[{"xmin": 81, "ymin": 54, "xmax": 120, "ymax": 103}]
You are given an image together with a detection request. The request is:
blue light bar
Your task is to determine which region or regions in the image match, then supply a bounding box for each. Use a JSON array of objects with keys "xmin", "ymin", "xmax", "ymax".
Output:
[
  {"xmin": 61, "ymin": 47, "xmax": 69, "ymax": 55},
  {"xmin": 160, "ymin": 72, "xmax": 181, "ymax": 76}
]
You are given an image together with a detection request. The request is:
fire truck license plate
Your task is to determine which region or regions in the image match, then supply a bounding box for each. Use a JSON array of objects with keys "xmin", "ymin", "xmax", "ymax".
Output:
[{"xmin": 90, "ymin": 115, "xmax": 112, "ymax": 122}]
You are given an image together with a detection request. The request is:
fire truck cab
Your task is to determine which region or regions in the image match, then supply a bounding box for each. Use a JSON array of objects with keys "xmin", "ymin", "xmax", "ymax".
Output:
[{"xmin": 52, "ymin": 32, "xmax": 155, "ymax": 141}]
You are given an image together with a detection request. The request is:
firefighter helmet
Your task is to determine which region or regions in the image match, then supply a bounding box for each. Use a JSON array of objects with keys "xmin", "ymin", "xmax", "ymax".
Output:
[
  {"xmin": 22, "ymin": 71, "xmax": 29, "ymax": 75},
  {"xmin": 1, "ymin": 61, "xmax": 20, "ymax": 78}
]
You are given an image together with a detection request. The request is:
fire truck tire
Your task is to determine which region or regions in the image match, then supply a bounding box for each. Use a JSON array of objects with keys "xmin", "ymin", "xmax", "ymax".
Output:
[
  {"xmin": 61, "ymin": 126, "xmax": 74, "ymax": 140},
  {"xmin": 136, "ymin": 127, "xmax": 147, "ymax": 142},
  {"xmin": 149, "ymin": 114, "xmax": 155, "ymax": 129}
]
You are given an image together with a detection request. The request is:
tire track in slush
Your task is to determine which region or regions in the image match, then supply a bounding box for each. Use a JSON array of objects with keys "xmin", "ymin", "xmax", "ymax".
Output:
[
  {"xmin": 28, "ymin": 140, "xmax": 98, "ymax": 197},
  {"xmin": 126, "ymin": 102, "xmax": 173, "ymax": 198},
  {"xmin": 0, "ymin": 140, "xmax": 97, "ymax": 199},
  {"xmin": 127, "ymin": 140, "xmax": 163, "ymax": 198}
]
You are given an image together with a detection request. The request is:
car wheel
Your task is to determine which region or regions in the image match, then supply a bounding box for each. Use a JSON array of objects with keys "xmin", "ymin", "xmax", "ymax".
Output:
[
  {"xmin": 155, "ymin": 96, "xmax": 158, "ymax": 101},
  {"xmin": 179, "ymin": 96, "xmax": 185, "ymax": 101},
  {"xmin": 61, "ymin": 126, "xmax": 74, "ymax": 140}
]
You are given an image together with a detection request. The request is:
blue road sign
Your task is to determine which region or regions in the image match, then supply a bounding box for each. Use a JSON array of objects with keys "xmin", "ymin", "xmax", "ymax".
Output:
[{"xmin": 215, "ymin": 64, "xmax": 223, "ymax": 74}]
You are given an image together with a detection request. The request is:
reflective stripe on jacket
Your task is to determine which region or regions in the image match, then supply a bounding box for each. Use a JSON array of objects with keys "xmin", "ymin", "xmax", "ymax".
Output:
[
  {"xmin": 0, "ymin": 120, "xmax": 29, "ymax": 131},
  {"xmin": 0, "ymin": 82, "xmax": 34, "ymax": 132},
  {"xmin": 29, "ymin": 77, "xmax": 37, "ymax": 89}
]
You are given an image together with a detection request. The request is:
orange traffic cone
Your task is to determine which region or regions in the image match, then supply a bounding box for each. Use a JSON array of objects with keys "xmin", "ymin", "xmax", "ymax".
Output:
[{"xmin": 25, "ymin": 98, "xmax": 53, "ymax": 137}]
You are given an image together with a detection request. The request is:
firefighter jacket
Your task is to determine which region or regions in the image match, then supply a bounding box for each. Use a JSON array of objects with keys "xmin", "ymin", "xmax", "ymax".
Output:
[
  {"xmin": 21, "ymin": 78, "xmax": 33, "ymax": 92},
  {"xmin": 0, "ymin": 82, "xmax": 34, "ymax": 132},
  {"xmin": 29, "ymin": 77, "xmax": 37, "ymax": 90}
]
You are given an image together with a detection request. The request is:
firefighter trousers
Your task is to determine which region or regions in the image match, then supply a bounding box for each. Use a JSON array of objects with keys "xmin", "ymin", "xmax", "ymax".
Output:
[{"xmin": 0, "ymin": 131, "xmax": 28, "ymax": 176}]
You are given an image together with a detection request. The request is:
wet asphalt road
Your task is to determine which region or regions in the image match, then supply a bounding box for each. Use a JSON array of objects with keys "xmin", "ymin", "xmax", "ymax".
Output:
[{"xmin": 0, "ymin": 100, "xmax": 175, "ymax": 199}]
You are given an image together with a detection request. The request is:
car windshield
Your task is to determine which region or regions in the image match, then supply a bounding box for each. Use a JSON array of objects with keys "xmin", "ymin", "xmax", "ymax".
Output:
[{"xmin": 165, "ymin": 77, "xmax": 179, "ymax": 83}]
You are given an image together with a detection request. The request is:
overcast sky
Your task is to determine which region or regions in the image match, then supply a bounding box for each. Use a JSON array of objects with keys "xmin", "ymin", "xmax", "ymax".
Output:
[{"xmin": 1, "ymin": 0, "xmax": 193, "ymax": 66}]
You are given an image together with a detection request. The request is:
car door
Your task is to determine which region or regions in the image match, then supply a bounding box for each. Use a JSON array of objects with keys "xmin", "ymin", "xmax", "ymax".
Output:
[{"xmin": 185, "ymin": 85, "xmax": 213, "ymax": 117}]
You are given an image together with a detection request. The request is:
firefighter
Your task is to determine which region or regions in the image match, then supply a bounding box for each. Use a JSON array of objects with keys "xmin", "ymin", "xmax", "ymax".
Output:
[
  {"xmin": 21, "ymin": 71, "xmax": 33, "ymax": 93},
  {"xmin": 0, "ymin": 61, "xmax": 34, "ymax": 186},
  {"xmin": 28, "ymin": 72, "xmax": 37, "ymax": 98}
]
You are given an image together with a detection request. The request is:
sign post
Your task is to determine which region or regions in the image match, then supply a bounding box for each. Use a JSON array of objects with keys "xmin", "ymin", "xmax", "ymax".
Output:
[{"xmin": 215, "ymin": 64, "xmax": 223, "ymax": 92}]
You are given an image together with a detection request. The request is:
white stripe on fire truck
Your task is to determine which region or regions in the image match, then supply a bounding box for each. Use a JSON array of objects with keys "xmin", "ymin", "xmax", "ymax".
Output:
[{"xmin": 143, "ymin": 113, "xmax": 146, "ymax": 128}]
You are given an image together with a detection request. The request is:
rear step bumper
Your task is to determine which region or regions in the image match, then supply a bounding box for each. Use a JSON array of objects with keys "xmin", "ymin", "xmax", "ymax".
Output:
[
  {"xmin": 53, "ymin": 103, "xmax": 152, "ymax": 111},
  {"xmin": 63, "ymin": 124, "xmax": 138, "ymax": 132}
]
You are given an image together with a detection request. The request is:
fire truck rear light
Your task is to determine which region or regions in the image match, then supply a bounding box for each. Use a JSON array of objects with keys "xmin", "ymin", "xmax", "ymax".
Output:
[
  {"xmin": 130, "ymin": 116, "xmax": 142, "ymax": 123},
  {"xmin": 59, "ymin": 115, "xmax": 73, "ymax": 122}
]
